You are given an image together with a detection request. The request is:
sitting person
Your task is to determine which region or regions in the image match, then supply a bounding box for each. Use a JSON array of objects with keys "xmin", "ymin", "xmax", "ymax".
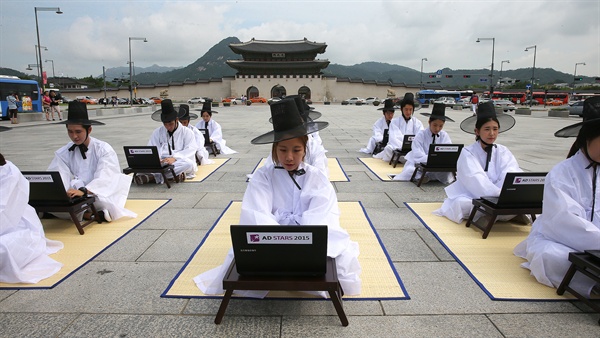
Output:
[
  {"xmin": 177, "ymin": 104, "xmax": 213, "ymax": 166},
  {"xmin": 514, "ymin": 96, "xmax": 600, "ymax": 298},
  {"xmin": 194, "ymin": 99, "xmax": 362, "ymax": 297},
  {"xmin": 393, "ymin": 103, "xmax": 455, "ymax": 183},
  {"xmin": 433, "ymin": 101, "xmax": 523, "ymax": 224},
  {"xmin": 48, "ymin": 101, "xmax": 136, "ymax": 222},
  {"xmin": 1, "ymin": 153, "xmax": 64, "ymax": 283},
  {"xmin": 374, "ymin": 93, "xmax": 424, "ymax": 162},
  {"xmin": 137, "ymin": 100, "xmax": 198, "ymax": 184},
  {"xmin": 359, "ymin": 99, "xmax": 396, "ymax": 155},
  {"xmin": 194, "ymin": 101, "xmax": 237, "ymax": 155}
]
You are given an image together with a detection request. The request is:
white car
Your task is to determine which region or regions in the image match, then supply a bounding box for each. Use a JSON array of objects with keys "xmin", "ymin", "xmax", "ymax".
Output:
[
  {"xmin": 364, "ymin": 97, "xmax": 382, "ymax": 105},
  {"xmin": 433, "ymin": 97, "xmax": 456, "ymax": 106},
  {"xmin": 187, "ymin": 97, "xmax": 205, "ymax": 104},
  {"xmin": 342, "ymin": 97, "xmax": 366, "ymax": 105},
  {"xmin": 492, "ymin": 99, "xmax": 516, "ymax": 112}
]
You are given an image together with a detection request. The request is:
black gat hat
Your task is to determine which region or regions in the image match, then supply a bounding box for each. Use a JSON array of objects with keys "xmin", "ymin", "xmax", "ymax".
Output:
[
  {"xmin": 151, "ymin": 99, "xmax": 179, "ymax": 122},
  {"xmin": 61, "ymin": 101, "xmax": 105, "ymax": 125},
  {"xmin": 459, "ymin": 100, "xmax": 515, "ymax": 134},
  {"xmin": 555, "ymin": 96, "xmax": 600, "ymax": 137},
  {"xmin": 420, "ymin": 103, "xmax": 455, "ymax": 122}
]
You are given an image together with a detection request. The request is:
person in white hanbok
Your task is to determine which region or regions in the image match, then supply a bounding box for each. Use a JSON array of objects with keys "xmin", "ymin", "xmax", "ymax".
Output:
[
  {"xmin": 48, "ymin": 101, "xmax": 136, "ymax": 222},
  {"xmin": 375, "ymin": 93, "xmax": 424, "ymax": 162},
  {"xmin": 360, "ymin": 99, "xmax": 396, "ymax": 155},
  {"xmin": 1, "ymin": 153, "xmax": 64, "ymax": 283},
  {"xmin": 393, "ymin": 103, "xmax": 455, "ymax": 183},
  {"xmin": 194, "ymin": 98, "xmax": 362, "ymax": 297},
  {"xmin": 138, "ymin": 100, "xmax": 198, "ymax": 184},
  {"xmin": 177, "ymin": 104, "xmax": 213, "ymax": 166},
  {"xmin": 194, "ymin": 101, "xmax": 237, "ymax": 155},
  {"xmin": 434, "ymin": 101, "xmax": 521, "ymax": 224},
  {"xmin": 514, "ymin": 96, "xmax": 600, "ymax": 297}
]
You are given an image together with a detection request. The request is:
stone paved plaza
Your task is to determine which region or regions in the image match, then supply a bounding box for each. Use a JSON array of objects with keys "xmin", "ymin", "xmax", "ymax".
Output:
[{"xmin": 1, "ymin": 103, "xmax": 599, "ymax": 337}]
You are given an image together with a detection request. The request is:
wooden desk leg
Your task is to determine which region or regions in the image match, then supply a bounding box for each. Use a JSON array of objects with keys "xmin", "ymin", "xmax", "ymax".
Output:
[
  {"xmin": 556, "ymin": 264, "xmax": 577, "ymax": 295},
  {"xmin": 416, "ymin": 169, "xmax": 427, "ymax": 187},
  {"xmin": 89, "ymin": 202, "xmax": 101, "ymax": 224},
  {"xmin": 68, "ymin": 209, "xmax": 85, "ymax": 235},
  {"xmin": 214, "ymin": 289, "xmax": 234, "ymax": 324},
  {"xmin": 465, "ymin": 206, "xmax": 478, "ymax": 228},
  {"xmin": 410, "ymin": 167, "xmax": 419, "ymax": 183},
  {"xmin": 328, "ymin": 289, "xmax": 349, "ymax": 327},
  {"xmin": 531, "ymin": 214, "xmax": 537, "ymax": 222},
  {"xmin": 481, "ymin": 215, "xmax": 497, "ymax": 239}
]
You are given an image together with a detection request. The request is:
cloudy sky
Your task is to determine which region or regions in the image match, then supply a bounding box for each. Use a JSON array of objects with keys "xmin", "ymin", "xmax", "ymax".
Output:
[{"xmin": 1, "ymin": 0, "xmax": 598, "ymax": 79}]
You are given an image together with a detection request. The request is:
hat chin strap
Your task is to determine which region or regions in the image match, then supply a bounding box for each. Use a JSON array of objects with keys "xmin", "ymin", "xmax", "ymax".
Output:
[{"xmin": 478, "ymin": 138, "xmax": 496, "ymax": 172}]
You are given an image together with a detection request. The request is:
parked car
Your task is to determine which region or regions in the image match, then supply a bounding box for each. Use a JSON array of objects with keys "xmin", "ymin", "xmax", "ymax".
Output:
[
  {"xmin": 521, "ymin": 99, "xmax": 539, "ymax": 106},
  {"xmin": 546, "ymin": 99, "xmax": 564, "ymax": 106},
  {"xmin": 492, "ymin": 99, "xmax": 516, "ymax": 112},
  {"xmin": 364, "ymin": 97, "xmax": 381, "ymax": 105},
  {"xmin": 456, "ymin": 98, "xmax": 471, "ymax": 108},
  {"xmin": 222, "ymin": 97, "xmax": 243, "ymax": 104},
  {"xmin": 567, "ymin": 100, "xmax": 584, "ymax": 116},
  {"xmin": 149, "ymin": 97, "xmax": 162, "ymax": 104},
  {"xmin": 249, "ymin": 96, "xmax": 267, "ymax": 103},
  {"xmin": 76, "ymin": 96, "xmax": 98, "ymax": 104},
  {"xmin": 433, "ymin": 97, "xmax": 456, "ymax": 106},
  {"xmin": 341, "ymin": 97, "xmax": 366, "ymax": 105},
  {"xmin": 187, "ymin": 97, "xmax": 205, "ymax": 104}
]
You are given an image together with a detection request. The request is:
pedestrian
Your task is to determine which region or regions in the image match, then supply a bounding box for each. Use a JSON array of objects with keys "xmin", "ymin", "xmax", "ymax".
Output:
[
  {"xmin": 49, "ymin": 91, "xmax": 62, "ymax": 121},
  {"xmin": 42, "ymin": 90, "xmax": 52, "ymax": 121},
  {"xmin": 6, "ymin": 91, "xmax": 20, "ymax": 124},
  {"xmin": 471, "ymin": 92, "xmax": 479, "ymax": 115}
]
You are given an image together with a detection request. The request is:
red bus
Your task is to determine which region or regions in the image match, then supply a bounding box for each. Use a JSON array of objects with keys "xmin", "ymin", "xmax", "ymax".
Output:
[
  {"xmin": 486, "ymin": 91, "xmax": 526, "ymax": 104},
  {"xmin": 531, "ymin": 92, "xmax": 569, "ymax": 105}
]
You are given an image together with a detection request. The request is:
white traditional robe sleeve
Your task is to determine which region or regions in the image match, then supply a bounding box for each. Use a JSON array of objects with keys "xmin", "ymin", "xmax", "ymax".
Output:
[
  {"xmin": 1, "ymin": 161, "xmax": 64, "ymax": 283},
  {"xmin": 194, "ymin": 163, "xmax": 362, "ymax": 297},
  {"xmin": 360, "ymin": 116, "xmax": 388, "ymax": 154},
  {"xmin": 375, "ymin": 117, "xmax": 424, "ymax": 162},
  {"xmin": 305, "ymin": 134, "xmax": 329, "ymax": 177},
  {"xmin": 187, "ymin": 125, "xmax": 213, "ymax": 165},
  {"xmin": 514, "ymin": 150, "xmax": 600, "ymax": 296},
  {"xmin": 195, "ymin": 119, "xmax": 237, "ymax": 155},
  {"xmin": 48, "ymin": 137, "xmax": 136, "ymax": 220},
  {"xmin": 394, "ymin": 129, "xmax": 453, "ymax": 183},
  {"xmin": 148, "ymin": 124, "xmax": 198, "ymax": 180},
  {"xmin": 434, "ymin": 142, "xmax": 521, "ymax": 223}
]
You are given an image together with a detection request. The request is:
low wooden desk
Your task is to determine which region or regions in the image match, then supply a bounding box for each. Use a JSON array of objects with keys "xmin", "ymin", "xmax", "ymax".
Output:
[
  {"xmin": 123, "ymin": 164, "xmax": 176, "ymax": 188},
  {"xmin": 465, "ymin": 198, "xmax": 540, "ymax": 239},
  {"xmin": 215, "ymin": 257, "xmax": 348, "ymax": 326},
  {"xmin": 389, "ymin": 149, "xmax": 408, "ymax": 168},
  {"xmin": 410, "ymin": 163, "xmax": 457, "ymax": 187},
  {"xmin": 557, "ymin": 252, "xmax": 600, "ymax": 325},
  {"xmin": 31, "ymin": 196, "xmax": 100, "ymax": 235}
]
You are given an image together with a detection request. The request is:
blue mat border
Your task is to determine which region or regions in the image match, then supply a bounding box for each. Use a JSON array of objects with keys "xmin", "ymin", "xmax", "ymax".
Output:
[
  {"xmin": 0, "ymin": 198, "xmax": 171, "ymax": 290},
  {"xmin": 195, "ymin": 158, "xmax": 230, "ymax": 182},
  {"xmin": 404, "ymin": 202, "xmax": 567, "ymax": 302},
  {"xmin": 161, "ymin": 200, "xmax": 410, "ymax": 301},
  {"xmin": 357, "ymin": 157, "xmax": 396, "ymax": 182},
  {"xmin": 247, "ymin": 158, "xmax": 350, "ymax": 182}
]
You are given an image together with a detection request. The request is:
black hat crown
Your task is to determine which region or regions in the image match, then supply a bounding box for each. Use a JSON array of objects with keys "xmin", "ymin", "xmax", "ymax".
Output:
[
  {"xmin": 62, "ymin": 101, "xmax": 104, "ymax": 125},
  {"xmin": 421, "ymin": 103, "xmax": 454, "ymax": 122},
  {"xmin": 378, "ymin": 99, "xmax": 396, "ymax": 111},
  {"xmin": 400, "ymin": 92, "xmax": 415, "ymax": 107},
  {"xmin": 177, "ymin": 104, "xmax": 197, "ymax": 120},
  {"xmin": 459, "ymin": 100, "xmax": 515, "ymax": 134},
  {"xmin": 159, "ymin": 99, "xmax": 178, "ymax": 122}
]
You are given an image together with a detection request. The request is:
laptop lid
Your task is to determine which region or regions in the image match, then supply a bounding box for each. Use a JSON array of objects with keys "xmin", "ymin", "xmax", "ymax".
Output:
[
  {"xmin": 230, "ymin": 225, "xmax": 328, "ymax": 277},
  {"xmin": 21, "ymin": 171, "xmax": 84, "ymax": 205},
  {"xmin": 198, "ymin": 128, "xmax": 210, "ymax": 145},
  {"xmin": 483, "ymin": 172, "xmax": 547, "ymax": 208},
  {"xmin": 401, "ymin": 134, "xmax": 415, "ymax": 153},
  {"xmin": 123, "ymin": 146, "xmax": 165, "ymax": 169},
  {"xmin": 423, "ymin": 144, "xmax": 464, "ymax": 167}
]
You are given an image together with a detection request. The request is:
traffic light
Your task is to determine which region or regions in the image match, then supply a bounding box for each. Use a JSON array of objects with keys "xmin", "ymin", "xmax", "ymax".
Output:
[
  {"xmin": 428, "ymin": 75, "xmax": 435, "ymax": 78},
  {"xmin": 445, "ymin": 75, "xmax": 453, "ymax": 78},
  {"xmin": 574, "ymin": 77, "xmax": 583, "ymax": 81},
  {"xmin": 463, "ymin": 75, "xmax": 471, "ymax": 78}
]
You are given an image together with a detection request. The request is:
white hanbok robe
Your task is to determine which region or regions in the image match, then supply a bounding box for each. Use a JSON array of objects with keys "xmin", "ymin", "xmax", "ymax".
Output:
[
  {"xmin": 514, "ymin": 150, "xmax": 600, "ymax": 296},
  {"xmin": 375, "ymin": 116, "xmax": 424, "ymax": 162},
  {"xmin": 148, "ymin": 123, "xmax": 198, "ymax": 182},
  {"xmin": 186, "ymin": 125, "xmax": 213, "ymax": 165},
  {"xmin": 360, "ymin": 116, "xmax": 393, "ymax": 154},
  {"xmin": 48, "ymin": 136, "xmax": 136, "ymax": 220},
  {"xmin": 194, "ymin": 119, "xmax": 237, "ymax": 155},
  {"xmin": 194, "ymin": 162, "xmax": 362, "ymax": 297},
  {"xmin": 393, "ymin": 128, "xmax": 454, "ymax": 183},
  {"xmin": 1, "ymin": 161, "xmax": 64, "ymax": 283},
  {"xmin": 434, "ymin": 141, "xmax": 521, "ymax": 223}
]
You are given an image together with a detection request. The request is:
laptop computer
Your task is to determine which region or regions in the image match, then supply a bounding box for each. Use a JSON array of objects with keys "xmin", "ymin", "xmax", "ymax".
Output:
[
  {"xmin": 400, "ymin": 134, "xmax": 415, "ymax": 153},
  {"xmin": 21, "ymin": 171, "xmax": 88, "ymax": 206},
  {"xmin": 421, "ymin": 144, "xmax": 464, "ymax": 168},
  {"xmin": 198, "ymin": 128, "xmax": 211, "ymax": 145},
  {"xmin": 230, "ymin": 225, "xmax": 328, "ymax": 277},
  {"xmin": 123, "ymin": 146, "xmax": 168, "ymax": 169},
  {"xmin": 481, "ymin": 172, "xmax": 547, "ymax": 208}
]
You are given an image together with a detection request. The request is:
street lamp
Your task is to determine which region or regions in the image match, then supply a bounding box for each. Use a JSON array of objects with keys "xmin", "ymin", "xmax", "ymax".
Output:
[
  {"xmin": 572, "ymin": 62, "xmax": 586, "ymax": 93},
  {"xmin": 476, "ymin": 37, "xmax": 495, "ymax": 94},
  {"xmin": 34, "ymin": 45, "xmax": 47, "ymax": 80},
  {"xmin": 128, "ymin": 37, "xmax": 147, "ymax": 105},
  {"xmin": 499, "ymin": 60, "xmax": 510, "ymax": 87},
  {"xmin": 420, "ymin": 57, "xmax": 428, "ymax": 89},
  {"xmin": 525, "ymin": 45, "xmax": 537, "ymax": 107},
  {"xmin": 26, "ymin": 64, "xmax": 40, "ymax": 71},
  {"xmin": 35, "ymin": 6, "xmax": 62, "ymax": 89},
  {"xmin": 45, "ymin": 59, "xmax": 55, "ymax": 80}
]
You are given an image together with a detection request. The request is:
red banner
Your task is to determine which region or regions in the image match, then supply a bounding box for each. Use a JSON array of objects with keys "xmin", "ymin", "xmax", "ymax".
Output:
[{"xmin": 42, "ymin": 71, "xmax": 47, "ymax": 85}]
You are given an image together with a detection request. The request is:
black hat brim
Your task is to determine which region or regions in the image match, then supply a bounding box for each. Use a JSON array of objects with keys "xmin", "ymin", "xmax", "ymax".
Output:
[
  {"xmin": 179, "ymin": 112, "xmax": 198, "ymax": 120},
  {"xmin": 59, "ymin": 119, "xmax": 105, "ymax": 126},
  {"xmin": 194, "ymin": 109, "xmax": 218, "ymax": 114},
  {"xmin": 420, "ymin": 113, "xmax": 455, "ymax": 122},
  {"xmin": 459, "ymin": 113, "xmax": 515, "ymax": 134},
  {"xmin": 554, "ymin": 118, "xmax": 600, "ymax": 138},
  {"xmin": 251, "ymin": 121, "xmax": 328, "ymax": 144}
]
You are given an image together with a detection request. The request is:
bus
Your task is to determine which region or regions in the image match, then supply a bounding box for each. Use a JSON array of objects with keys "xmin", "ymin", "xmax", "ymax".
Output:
[
  {"xmin": 486, "ymin": 91, "xmax": 527, "ymax": 104},
  {"xmin": 416, "ymin": 90, "xmax": 462, "ymax": 104},
  {"xmin": 531, "ymin": 92, "xmax": 569, "ymax": 105},
  {"xmin": 0, "ymin": 76, "xmax": 42, "ymax": 119}
]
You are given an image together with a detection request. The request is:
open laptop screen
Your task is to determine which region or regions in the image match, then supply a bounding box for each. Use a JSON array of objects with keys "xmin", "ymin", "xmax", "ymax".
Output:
[
  {"xmin": 230, "ymin": 225, "xmax": 328, "ymax": 277},
  {"xmin": 123, "ymin": 146, "xmax": 166, "ymax": 169}
]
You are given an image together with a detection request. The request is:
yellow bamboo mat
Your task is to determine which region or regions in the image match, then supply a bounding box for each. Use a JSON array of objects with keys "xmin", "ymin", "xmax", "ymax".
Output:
[
  {"xmin": 358, "ymin": 157, "xmax": 404, "ymax": 181},
  {"xmin": 250, "ymin": 158, "xmax": 349, "ymax": 182},
  {"xmin": 162, "ymin": 201, "xmax": 408, "ymax": 300},
  {"xmin": 406, "ymin": 202, "xmax": 573, "ymax": 300},
  {"xmin": 185, "ymin": 158, "xmax": 230, "ymax": 182},
  {"xmin": 0, "ymin": 199, "xmax": 169, "ymax": 289}
]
